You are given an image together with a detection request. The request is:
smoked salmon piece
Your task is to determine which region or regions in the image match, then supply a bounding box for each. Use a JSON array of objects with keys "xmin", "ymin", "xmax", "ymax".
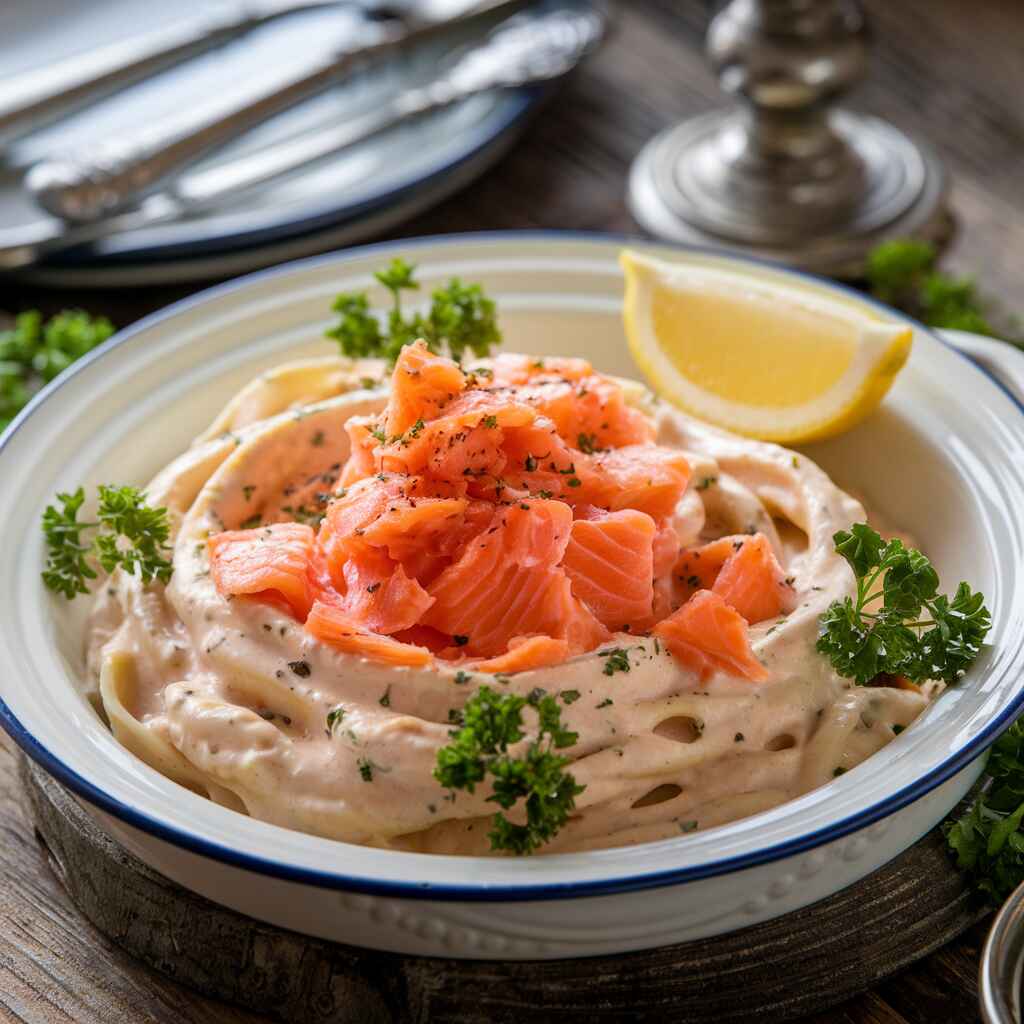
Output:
[
  {"xmin": 332, "ymin": 549, "xmax": 434, "ymax": 635},
  {"xmin": 712, "ymin": 533, "xmax": 795, "ymax": 624},
  {"xmin": 472, "ymin": 635, "xmax": 571, "ymax": 674},
  {"xmin": 306, "ymin": 601, "xmax": 433, "ymax": 667},
  {"xmin": 485, "ymin": 353, "xmax": 593, "ymax": 386},
  {"xmin": 653, "ymin": 590, "xmax": 768, "ymax": 682},
  {"xmin": 383, "ymin": 340, "xmax": 464, "ymax": 438},
  {"xmin": 208, "ymin": 522, "xmax": 316, "ymax": 619},
  {"xmin": 675, "ymin": 533, "xmax": 794, "ymax": 624},
  {"xmin": 590, "ymin": 445, "xmax": 691, "ymax": 520},
  {"xmin": 341, "ymin": 418, "xmax": 379, "ymax": 486},
  {"xmin": 675, "ymin": 536, "xmax": 742, "ymax": 600},
  {"xmin": 421, "ymin": 500, "xmax": 609, "ymax": 656},
  {"xmin": 481, "ymin": 355, "xmax": 653, "ymax": 450},
  {"xmin": 562, "ymin": 509, "xmax": 655, "ymax": 631}
]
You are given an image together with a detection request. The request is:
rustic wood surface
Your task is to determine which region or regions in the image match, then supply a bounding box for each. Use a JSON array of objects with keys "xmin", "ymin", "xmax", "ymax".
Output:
[
  {"xmin": 1, "ymin": 1, "xmax": 1021, "ymax": 1021},
  {"xmin": 12, "ymin": 755, "xmax": 993, "ymax": 1024}
]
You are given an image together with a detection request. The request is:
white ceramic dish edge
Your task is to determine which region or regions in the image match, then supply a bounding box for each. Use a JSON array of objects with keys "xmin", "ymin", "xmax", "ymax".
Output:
[{"xmin": 1, "ymin": 233, "xmax": 1023, "ymax": 959}]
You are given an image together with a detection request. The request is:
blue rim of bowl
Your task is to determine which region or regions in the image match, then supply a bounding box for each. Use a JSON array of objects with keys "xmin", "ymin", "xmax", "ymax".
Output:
[{"xmin": 2, "ymin": 229, "xmax": 1023, "ymax": 901}]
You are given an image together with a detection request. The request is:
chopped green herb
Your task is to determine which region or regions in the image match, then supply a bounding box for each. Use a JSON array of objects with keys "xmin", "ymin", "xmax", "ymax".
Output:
[
  {"xmin": 576, "ymin": 433, "xmax": 599, "ymax": 455},
  {"xmin": 288, "ymin": 660, "xmax": 311, "ymax": 678},
  {"xmin": 370, "ymin": 425, "xmax": 387, "ymax": 444},
  {"xmin": 239, "ymin": 513, "xmax": 262, "ymax": 529},
  {"xmin": 599, "ymin": 647, "xmax": 631, "ymax": 676},
  {"xmin": 566, "ymin": 477, "xmax": 582, "ymax": 488},
  {"xmin": 560, "ymin": 690, "xmax": 581, "ymax": 705},
  {"xmin": 696, "ymin": 476, "xmax": 717, "ymax": 491},
  {"xmin": 358, "ymin": 758, "xmax": 375, "ymax": 782},
  {"xmin": 454, "ymin": 670, "xmax": 473, "ymax": 685},
  {"xmin": 434, "ymin": 686, "xmax": 582, "ymax": 855},
  {"xmin": 833, "ymin": 766, "xmax": 846, "ymax": 777},
  {"xmin": 241, "ymin": 485, "xmax": 256, "ymax": 501},
  {"xmin": 679, "ymin": 820, "xmax": 698, "ymax": 834},
  {"xmin": 524, "ymin": 455, "xmax": 538, "ymax": 472},
  {"xmin": 326, "ymin": 707, "xmax": 346, "ymax": 733},
  {"xmin": 311, "ymin": 431, "xmax": 325, "ymax": 447},
  {"xmin": 816, "ymin": 523, "xmax": 990, "ymax": 685},
  {"xmin": 596, "ymin": 698, "xmax": 613, "ymax": 709},
  {"xmin": 482, "ymin": 415, "xmax": 498, "ymax": 429},
  {"xmin": 379, "ymin": 686, "xmax": 391, "ymax": 708}
]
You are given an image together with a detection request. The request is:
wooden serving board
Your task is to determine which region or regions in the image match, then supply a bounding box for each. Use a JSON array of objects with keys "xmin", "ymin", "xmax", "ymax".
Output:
[{"xmin": 18, "ymin": 755, "xmax": 987, "ymax": 1024}]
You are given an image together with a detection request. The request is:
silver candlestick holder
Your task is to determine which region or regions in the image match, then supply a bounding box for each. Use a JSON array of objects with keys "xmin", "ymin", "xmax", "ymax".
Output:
[{"xmin": 628, "ymin": 0, "xmax": 950, "ymax": 278}]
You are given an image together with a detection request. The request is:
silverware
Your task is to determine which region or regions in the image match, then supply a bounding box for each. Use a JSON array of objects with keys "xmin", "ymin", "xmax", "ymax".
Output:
[
  {"xmin": 0, "ymin": 6, "xmax": 601, "ymax": 271},
  {"xmin": 0, "ymin": 0, "xmax": 394, "ymax": 146},
  {"xmin": 24, "ymin": 0, "xmax": 525, "ymax": 226},
  {"xmin": 981, "ymin": 880, "xmax": 1024, "ymax": 1024}
]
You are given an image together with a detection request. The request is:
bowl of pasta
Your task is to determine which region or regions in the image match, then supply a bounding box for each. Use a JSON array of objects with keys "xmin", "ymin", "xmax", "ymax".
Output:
[{"xmin": 1, "ymin": 232, "xmax": 1023, "ymax": 960}]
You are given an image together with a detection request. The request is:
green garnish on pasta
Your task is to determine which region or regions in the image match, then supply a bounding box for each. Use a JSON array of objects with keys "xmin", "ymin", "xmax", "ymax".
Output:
[
  {"xmin": 434, "ymin": 685, "xmax": 583, "ymax": 855},
  {"xmin": 41, "ymin": 485, "xmax": 172, "ymax": 598},
  {"xmin": 326, "ymin": 258, "xmax": 501, "ymax": 366},
  {"xmin": 817, "ymin": 523, "xmax": 990, "ymax": 685}
]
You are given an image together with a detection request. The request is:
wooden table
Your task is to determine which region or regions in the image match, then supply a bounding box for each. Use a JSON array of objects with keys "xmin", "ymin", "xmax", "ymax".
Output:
[{"xmin": 1, "ymin": 1, "xmax": 1021, "ymax": 1020}]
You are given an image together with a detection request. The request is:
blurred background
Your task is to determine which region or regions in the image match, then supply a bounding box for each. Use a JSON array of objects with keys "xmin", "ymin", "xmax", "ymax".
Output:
[{"xmin": 0, "ymin": 0, "xmax": 1019, "ymax": 325}]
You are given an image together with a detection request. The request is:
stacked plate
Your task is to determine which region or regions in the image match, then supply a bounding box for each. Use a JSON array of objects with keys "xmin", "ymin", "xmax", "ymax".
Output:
[{"xmin": 0, "ymin": 0, "xmax": 577, "ymax": 286}]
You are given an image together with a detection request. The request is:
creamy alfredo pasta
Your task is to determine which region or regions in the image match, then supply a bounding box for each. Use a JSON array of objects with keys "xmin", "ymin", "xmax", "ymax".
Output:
[{"xmin": 85, "ymin": 353, "xmax": 932, "ymax": 855}]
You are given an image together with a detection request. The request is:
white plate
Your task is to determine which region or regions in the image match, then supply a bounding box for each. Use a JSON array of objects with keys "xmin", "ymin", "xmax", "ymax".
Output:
[
  {"xmin": 1, "ymin": 232, "xmax": 1023, "ymax": 959},
  {"xmin": 0, "ymin": 1, "xmax": 564, "ymax": 286}
]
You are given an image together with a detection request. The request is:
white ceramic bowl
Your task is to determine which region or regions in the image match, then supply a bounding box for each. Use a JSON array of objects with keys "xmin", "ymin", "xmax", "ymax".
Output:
[{"xmin": 2, "ymin": 233, "xmax": 1024, "ymax": 960}]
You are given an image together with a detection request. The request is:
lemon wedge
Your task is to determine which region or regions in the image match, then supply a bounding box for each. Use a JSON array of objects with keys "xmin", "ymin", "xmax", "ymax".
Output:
[{"xmin": 620, "ymin": 249, "xmax": 913, "ymax": 443}]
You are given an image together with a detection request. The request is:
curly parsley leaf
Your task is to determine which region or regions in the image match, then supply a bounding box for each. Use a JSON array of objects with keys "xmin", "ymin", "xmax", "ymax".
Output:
[
  {"xmin": 41, "ymin": 484, "xmax": 172, "ymax": 598},
  {"xmin": 434, "ymin": 685, "xmax": 583, "ymax": 855},
  {"xmin": 421, "ymin": 278, "xmax": 500, "ymax": 363},
  {"xmin": 816, "ymin": 523, "xmax": 990, "ymax": 685},
  {"xmin": 326, "ymin": 259, "xmax": 501, "ymax": 366},
  {"xmin": 41, "ymin": 488, "xmax": 96, "ymax": 598}
]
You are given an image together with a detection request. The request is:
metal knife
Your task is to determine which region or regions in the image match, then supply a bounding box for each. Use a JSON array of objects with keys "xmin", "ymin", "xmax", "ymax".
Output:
[
  {"xmin": 24, "ymin": 0, "xmax": 527, "ymax": 225},
  {"xmin": 0, "ymin": 6, "xmax": 602, "ymax": 271}
]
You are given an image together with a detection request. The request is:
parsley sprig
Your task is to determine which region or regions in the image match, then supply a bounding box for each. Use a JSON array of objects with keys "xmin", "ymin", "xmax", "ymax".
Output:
[
  {"xmin": 816, "ymin": 523, "xmax": 990, "ymax": 685},
  {"xmin": 946, "ymin": 718, "xmax": 1024, "ymax": 902},
  {"xmin": 0, "ymin": 309, "xmax": 115, "ymax": 432},
  {"xmin": 41, "ymin": 485, "xmax": 173, "ymax": 598},
  {"xmin": 326, "ymin": 258, "xmax": 501, "ymax": 366},
  {"xmin": 434, "ymin": 685, "xmax": 583, "ymax": 855}
]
